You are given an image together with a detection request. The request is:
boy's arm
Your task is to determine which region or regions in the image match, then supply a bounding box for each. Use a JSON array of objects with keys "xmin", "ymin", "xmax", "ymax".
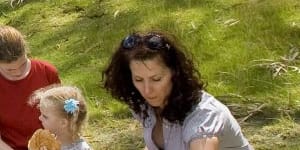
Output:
[{"xmin": 0, "ymin": 137, "xmax": 14, "ymax": 150}]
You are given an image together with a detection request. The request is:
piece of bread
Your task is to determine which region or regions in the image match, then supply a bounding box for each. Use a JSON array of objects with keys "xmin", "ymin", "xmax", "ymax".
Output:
[{"xmin": 28, "ymin": 129, "xmax": 61, "ymax": 150}]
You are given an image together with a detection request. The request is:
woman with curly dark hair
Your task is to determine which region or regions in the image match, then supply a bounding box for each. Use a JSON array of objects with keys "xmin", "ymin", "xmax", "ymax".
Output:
[{"xmin": 102, "ymin": 31, "xmax": 252, "ymax": 150}]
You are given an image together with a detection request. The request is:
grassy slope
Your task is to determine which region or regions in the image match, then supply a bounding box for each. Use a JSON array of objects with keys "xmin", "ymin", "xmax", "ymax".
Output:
[{"xmin": 1, "ymin": 0, "xmax": 300, "ymax": 149}]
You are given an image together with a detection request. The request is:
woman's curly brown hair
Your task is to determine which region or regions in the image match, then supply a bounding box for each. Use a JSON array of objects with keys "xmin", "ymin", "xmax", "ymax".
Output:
[{"xmin": 102, "ymin": 31, "xmax": 204, "ymax": 124}]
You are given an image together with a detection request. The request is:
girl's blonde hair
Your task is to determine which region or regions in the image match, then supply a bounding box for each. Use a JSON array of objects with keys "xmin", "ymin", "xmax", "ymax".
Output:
[{"xmin": 30, "ymin": 84, "xmax": 88, "ymax": 140}]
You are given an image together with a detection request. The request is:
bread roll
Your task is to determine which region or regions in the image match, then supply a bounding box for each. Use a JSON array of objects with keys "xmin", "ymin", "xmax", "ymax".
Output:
[{"xmin": 28, "ymin": 129, "xmax": 61, "ymax": 150}]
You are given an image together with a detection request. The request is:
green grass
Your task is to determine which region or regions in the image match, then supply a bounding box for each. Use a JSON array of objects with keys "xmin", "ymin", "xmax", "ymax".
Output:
[{"xmin": 1, "ymin": 0, "xmax": 300, "ymax": 149}]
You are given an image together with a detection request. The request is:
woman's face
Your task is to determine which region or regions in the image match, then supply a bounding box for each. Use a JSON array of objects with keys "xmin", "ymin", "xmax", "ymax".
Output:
[{"xmin": 129, "ymin": 56, "xmax": 173, "ymax": 109}]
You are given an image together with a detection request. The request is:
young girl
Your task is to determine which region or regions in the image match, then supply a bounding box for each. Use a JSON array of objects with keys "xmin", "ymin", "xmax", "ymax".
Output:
[{"xmin": 30, "ymin": 84, "xmax": 92, "ymax": 150}]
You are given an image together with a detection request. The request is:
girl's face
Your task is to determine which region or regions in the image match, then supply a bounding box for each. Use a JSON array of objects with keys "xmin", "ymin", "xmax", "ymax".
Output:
[
  {"xmin": 129, "ymin": 56, "xmax": 173, "ymax": 109},
  {"xmin": 39, "ymin": 105, "xmax": 65, "ymax": 135},
  {"xmin": 0, "ymin": 55, "xmax": 30, "ymax": 81}
]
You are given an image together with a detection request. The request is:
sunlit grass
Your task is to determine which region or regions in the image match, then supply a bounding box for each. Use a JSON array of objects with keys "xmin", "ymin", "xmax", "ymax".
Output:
[
  {"xmin": 245, "ymin": 117, "xmax": 300, "ymax": 150},
  {"xmin": 1, "ymin": 0, "xmax": 300, "ymax": 149}
]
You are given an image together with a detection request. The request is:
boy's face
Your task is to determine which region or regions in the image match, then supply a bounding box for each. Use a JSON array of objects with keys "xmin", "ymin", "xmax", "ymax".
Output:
[{"xmin": 0, "ymin": 55, "xmax": 30, "ymax": 81}]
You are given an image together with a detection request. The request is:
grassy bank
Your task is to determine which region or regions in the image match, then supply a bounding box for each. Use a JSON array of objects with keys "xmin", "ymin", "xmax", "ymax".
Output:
[{"xmin": 1, "ymin": 0, "xmax": 300, "ymax": 149}]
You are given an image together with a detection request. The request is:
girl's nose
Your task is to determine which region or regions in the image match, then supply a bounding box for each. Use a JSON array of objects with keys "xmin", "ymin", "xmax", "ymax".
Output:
[{"xmin": 38, "ymin": 115, "xmax": 42, "ymax": 121}]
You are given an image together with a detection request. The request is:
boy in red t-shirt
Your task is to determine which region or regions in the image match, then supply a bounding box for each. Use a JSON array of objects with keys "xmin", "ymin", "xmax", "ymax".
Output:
[{"xmin": 0, "ymin": 25, "xmax": 60, "ymax": 150}]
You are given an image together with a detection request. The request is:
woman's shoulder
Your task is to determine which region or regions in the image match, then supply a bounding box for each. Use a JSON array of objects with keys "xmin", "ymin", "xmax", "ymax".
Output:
[
  {"xmin": 182, "ymin": 91, "xmax": 231, "ymax": 141},
  {"xmin": 182, "ymin": 92, "xmax": 253, "ymax": 149},
  {"xmin": 183, "ymin": 91, "xmax": 227, "ymax": 127},
  {"xmin": 188, "ymin": 91, "xmax": 230, "ymax": 117},
  {"xmin": 131, "ymin": 105, "xmax": 156, "ymax": 128}
]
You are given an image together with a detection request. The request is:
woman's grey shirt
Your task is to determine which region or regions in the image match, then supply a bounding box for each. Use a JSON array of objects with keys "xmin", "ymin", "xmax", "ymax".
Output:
[{"xmin": 132, "ymin": 91, "xmax": 253, "ymax": 150}]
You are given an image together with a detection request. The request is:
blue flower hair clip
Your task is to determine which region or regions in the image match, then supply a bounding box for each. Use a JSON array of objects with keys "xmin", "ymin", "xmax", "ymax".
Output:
[{"xmin": 64, "ymin": 98, "xmax": 79, "ymax": 114}]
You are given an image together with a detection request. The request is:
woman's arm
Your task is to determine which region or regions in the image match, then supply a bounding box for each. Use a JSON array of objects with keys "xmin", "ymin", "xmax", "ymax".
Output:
[{"xmin": 190, "ymin": 137, "xmax": 219, "ymax": 150}]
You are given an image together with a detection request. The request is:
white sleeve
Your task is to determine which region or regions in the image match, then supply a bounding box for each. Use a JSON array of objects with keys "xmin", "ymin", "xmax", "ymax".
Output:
[{"xmin": 182, "ymin": 96, "xmax": 225, "ymax": 143}]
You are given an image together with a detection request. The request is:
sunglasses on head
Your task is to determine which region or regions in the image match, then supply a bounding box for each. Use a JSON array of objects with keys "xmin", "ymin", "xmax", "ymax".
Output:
[{"xmin": 122, "ymin": 33, "xmax": 170, "ymax": 50}]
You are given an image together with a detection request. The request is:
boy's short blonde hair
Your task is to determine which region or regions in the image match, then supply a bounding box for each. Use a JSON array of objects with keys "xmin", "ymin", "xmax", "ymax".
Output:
[{"xmin": 0, "ymin": 25, "xmax": 27, "ymax": 63}]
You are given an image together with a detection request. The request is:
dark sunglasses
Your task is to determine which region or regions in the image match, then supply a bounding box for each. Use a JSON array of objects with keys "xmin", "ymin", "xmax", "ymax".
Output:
[{"xmin": 122, "ymin": 34, "xmax": 170, "ymax": 50}]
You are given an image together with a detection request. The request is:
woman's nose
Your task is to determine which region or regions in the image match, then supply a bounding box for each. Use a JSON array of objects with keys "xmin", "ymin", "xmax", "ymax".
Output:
[{"xmin": 143, "ymin": 82, "xmax": 152, "ymax": 95}]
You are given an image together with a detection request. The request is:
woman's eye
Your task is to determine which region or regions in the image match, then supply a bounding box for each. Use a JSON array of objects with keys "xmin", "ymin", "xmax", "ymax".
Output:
[
  {"xmin": 134, "ymin": 78, "xmax": 143, "ymax": 82},
  {"xmin": 152, "ymin": 78, "xmax": 161, "ymax": 81}
]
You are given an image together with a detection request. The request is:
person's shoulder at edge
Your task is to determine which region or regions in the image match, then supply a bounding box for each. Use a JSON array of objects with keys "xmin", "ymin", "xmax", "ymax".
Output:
[
  {"xmin": 30, "ymin": 59, "xmax": 59, "ymax": 72},
  {"xmin": 30, "ymin": 59, "xmax": 57, "ymax": 68},
  {"xmin": 30, "ymin": 59, "xmax": 60, "ymax": 83}
]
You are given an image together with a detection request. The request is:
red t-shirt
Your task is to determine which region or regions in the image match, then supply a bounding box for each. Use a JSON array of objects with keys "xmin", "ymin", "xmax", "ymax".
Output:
[{"xmin": 0, "ymin": 59, "xmax": 60, "ymax": 150}]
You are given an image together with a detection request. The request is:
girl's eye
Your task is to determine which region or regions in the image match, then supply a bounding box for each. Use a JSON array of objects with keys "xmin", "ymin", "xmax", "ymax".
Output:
[{"xmin": 42, "ymin": 114, "xmax": 48, "ymax": 119}]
